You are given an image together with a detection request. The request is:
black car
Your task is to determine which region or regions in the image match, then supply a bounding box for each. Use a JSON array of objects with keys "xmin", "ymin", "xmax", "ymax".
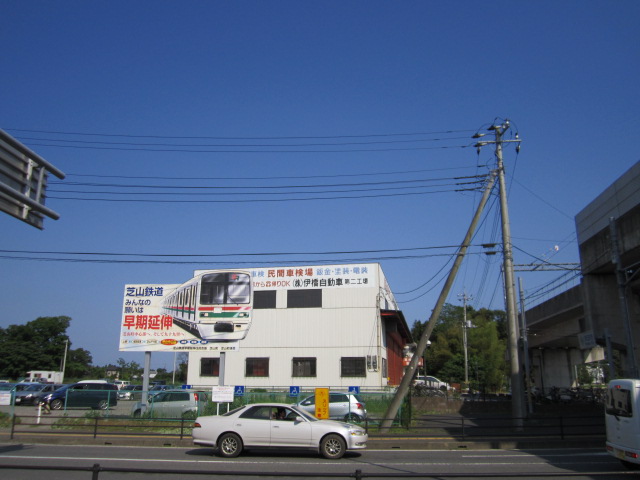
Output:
[{"xmin": 42, "ymin": 381, "xmax": 118, "ymax": 410}]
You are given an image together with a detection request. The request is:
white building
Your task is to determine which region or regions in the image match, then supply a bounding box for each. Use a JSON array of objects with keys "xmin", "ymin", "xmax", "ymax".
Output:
[{"xmin": 186, "ymin": 263, "xmax": 412, "ymax": 390}]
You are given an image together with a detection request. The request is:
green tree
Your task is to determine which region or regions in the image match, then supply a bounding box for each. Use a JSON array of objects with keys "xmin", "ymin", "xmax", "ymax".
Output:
[
  {"xmin": 116, "ymin": 358, "xmax": 143, "ymax": 381},
  {"xmin": 411, "ymin": 303, "xmax": 507, "ymax": 392},
  {"xmin": 64, "ymin": 347, "xmax": 94, "ymax": 379},
  {"xmin": 0, "ymin": 316, "xmax": 71, "ymax": 379}
]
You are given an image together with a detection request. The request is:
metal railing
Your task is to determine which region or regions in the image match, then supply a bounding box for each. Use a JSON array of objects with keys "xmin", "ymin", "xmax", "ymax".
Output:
[{"xmin": 6, "ymin": 410, "xmax": 605, "ymax": 442}]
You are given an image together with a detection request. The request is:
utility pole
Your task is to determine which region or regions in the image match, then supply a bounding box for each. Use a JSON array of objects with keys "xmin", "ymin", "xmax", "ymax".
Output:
[
  {"xmin": 458, "ymin": 291, "xmax": 472, "ymax": 390},
  {"xmin": 518, "ymin": 277, "xmax": 533, "ymax": 415},
  {"xmin": 474, "ymin": 119, "xmax": 525, "ymax": 423},
  {"xmin": 379, "ymin": 169, "xmax": 497, "ymax": 432}
]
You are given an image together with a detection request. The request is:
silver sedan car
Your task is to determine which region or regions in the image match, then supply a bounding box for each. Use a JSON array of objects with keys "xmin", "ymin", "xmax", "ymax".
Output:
[{"xmin": 192, "ymin": 403, "xmax": 368, "ymax": 459}]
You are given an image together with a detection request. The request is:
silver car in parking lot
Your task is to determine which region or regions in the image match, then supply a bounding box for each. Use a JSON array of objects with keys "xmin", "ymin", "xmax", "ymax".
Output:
[
  {"xmin": 131, "ymin": 389, "xmax": 208, "ymax": 418},
  {"xmin": 192, "ymin": 403, "xmax": 367, "ymax": 459},
  {"xmin": 295, "ymin": 392, "xmax": 367, "ymax": 422}
]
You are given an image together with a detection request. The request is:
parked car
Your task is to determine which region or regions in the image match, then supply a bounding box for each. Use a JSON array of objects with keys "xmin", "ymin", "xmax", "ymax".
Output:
[
  {"xmin": 149, "ymin": 384, "xmax": 176, "ymax": 394},
  {"xmin": 42, "ymin": 381, "xmax": 118, "ymax": 410},
  {"xmin": 131, "ymin": 389, "xmax": 208, "ymax": 418},
  {"xmin": 295, "ymin": 392, "xmax": 367, "ymax": 422},
  {"xmin": 13, "ymin": 382, "xmax": 41, "ymax": 392},
  {"xmin": 118, "ymin": 384, "xmax": 143, "ymax": 400},
  {"xmin": 192, "ymin": 403, "xmax": 367, "ymax": 459},
  {"xmin": 414, "ymin": 375, "xmax": 450, "ymax": 390},
  {"xmin": 14, "ymin": 383, "xmax": 64, "ymax": 406},
  {"xmin": 114, "ymin": 380, "xmax": 131, "ymax": 390}
]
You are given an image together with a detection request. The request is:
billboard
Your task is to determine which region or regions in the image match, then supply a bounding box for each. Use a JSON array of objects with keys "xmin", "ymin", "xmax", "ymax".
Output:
[{"xmin": 120, "ymin": 270, "xmax": 253, "ymax": 352}]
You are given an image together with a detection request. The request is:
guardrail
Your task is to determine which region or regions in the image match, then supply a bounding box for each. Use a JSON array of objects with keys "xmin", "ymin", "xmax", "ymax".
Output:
[
  {"xmin": 6, "ymin": 411, "xmax": 605, "ymax": 442},
  {"xmin": 8, "ymin": 413, "xmax": 194, "ymax": 440}
]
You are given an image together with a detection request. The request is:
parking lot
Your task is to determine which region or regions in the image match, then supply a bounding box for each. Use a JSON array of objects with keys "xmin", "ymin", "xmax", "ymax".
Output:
[{"xmin": 1, "ymin": 397, "xmax": 143, "ymax": 418}]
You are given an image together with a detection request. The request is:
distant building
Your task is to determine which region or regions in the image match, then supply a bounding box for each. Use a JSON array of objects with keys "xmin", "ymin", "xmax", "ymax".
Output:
[{"xmin": 186, "ymin": 263, "xmax": 412, "ymax": 389}]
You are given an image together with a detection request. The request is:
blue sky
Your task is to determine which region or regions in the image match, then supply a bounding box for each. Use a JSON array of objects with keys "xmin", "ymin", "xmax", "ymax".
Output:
[{"xmin": 1, "ymin": 1, "xmax": 639, "ymax": 371}]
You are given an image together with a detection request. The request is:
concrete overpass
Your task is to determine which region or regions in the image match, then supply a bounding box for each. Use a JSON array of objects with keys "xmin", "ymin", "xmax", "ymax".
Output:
[{"xmin": 524, "ymin": 160, "xmax": 640, "ymax": 391}]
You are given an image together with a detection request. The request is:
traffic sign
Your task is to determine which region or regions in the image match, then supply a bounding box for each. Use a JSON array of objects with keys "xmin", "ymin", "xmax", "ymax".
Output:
[
  {"xmin": 348, "ymin": 386, "xmax": 360, "ymax": 394},
  {"xmin": 289, "ymin": 386, "xmax": 300, "ymax": 397},
  {"xmin": 234, "ymin": 385, "xmax": 245, "ymax": 397}
]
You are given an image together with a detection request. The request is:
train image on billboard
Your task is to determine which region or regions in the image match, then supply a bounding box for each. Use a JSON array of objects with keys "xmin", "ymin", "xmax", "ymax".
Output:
[{"xmin": 162, "ymin": 270, "xmax": 252, "ymax": 341}]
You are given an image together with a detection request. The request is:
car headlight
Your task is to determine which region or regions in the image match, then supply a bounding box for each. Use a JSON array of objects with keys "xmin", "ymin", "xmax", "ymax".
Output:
[{"xmin": 349, "ymin": 429, "xmax": 366, "ymax": 436}]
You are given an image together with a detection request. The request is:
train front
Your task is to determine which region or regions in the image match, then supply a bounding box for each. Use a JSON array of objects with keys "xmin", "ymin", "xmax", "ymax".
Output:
[{"xmin": 196, "ymin": 270, "xmax": 253, "ymax": 341}]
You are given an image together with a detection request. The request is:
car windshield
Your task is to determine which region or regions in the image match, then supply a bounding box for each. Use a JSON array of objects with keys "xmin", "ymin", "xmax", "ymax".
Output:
[
  {"xmin": 25, "ymin": 384, "xmax": 45, "ymax": 392},
  {"xmin": 290, "ymin": 405, "xmax": 318, "ymax": 421}
]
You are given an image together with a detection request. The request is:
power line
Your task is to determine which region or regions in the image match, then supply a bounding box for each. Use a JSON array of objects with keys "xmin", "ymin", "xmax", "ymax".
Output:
[
  {"xmin": 62, "ymin": 165, "xmax": 480, "ymax": 181},
  {"xmin": 4, "ymin": 126, "xmax": 476, "ymax": 140}
]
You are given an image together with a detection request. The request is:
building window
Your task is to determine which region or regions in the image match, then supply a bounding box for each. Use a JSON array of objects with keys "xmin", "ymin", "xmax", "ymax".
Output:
[
  {"xmin": 254, "ymin": 290, "xmax": 277, "ymax": 309},
  {"xmin": 292, "ymin": 357, "xmax": 316, "ymax": 377},
  {"xmin": 340, "ymin": 357, "xmax": 366, "ymax": 377},
  {"xmin": 382, "ymin": 357, "xmax": 388, "ymax": 379},
  {"xmin": 246, "ymin": 357, "xmax": 270, "ymax": 377},
  {"xmin": 201, "ymin": 358, "xmax": 219, "ymax": 377},
  {"xmin": 287, "ymin": 289, "xmax": 322, "ymax": 308}
]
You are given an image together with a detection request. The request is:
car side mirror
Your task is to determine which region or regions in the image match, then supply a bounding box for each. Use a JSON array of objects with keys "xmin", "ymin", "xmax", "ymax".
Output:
[{"xmin": 295, "ymin": 416, "xmax": 304, "ymax": 422}]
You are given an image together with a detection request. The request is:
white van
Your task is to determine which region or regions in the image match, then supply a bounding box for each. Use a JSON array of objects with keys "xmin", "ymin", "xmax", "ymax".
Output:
[
  {"xmin": 114, "ymin": 380, "xmax": 130, "ymax": 390},
  {"xmin": 605, "ymin": 379, "xmax": 640, "ymax": 469}
]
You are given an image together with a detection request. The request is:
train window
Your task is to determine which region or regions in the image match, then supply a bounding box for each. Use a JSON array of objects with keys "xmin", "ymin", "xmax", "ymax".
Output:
[{"xmin": 200, "ymin": 272, "xmax": 251, "ymax": 305}]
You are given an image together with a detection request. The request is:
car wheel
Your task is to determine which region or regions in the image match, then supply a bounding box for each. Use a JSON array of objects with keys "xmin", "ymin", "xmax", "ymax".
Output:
[
  {"xmin": 344, "ymin": 413, "xmax": 362, "ymax": 423},
  {"xmin": 50, "ymin": 399, "xmax": 64, "ymax": 410},
  {"xmin": 132, "ymin": 409, "xmax": 142, "ymax": 418},
  {"xmin": 217, "ymin": 432, "xmax": 243, "ymax": 458},
  {"xmin": 97, "ymin": 400, "xmax": 109, "ymax": 410},
  {"xmin": 320, "ymin": 433, "xmax": 346, "ymax": 460}
]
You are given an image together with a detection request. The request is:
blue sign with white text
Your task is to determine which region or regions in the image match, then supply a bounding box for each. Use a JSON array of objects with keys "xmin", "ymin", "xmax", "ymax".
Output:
[
  {"xmin": 234, "ymin": 386, "xmax": 245, "ymax": 397},
  {"xmin": 348, "ymin": 386, "xmax": 360, "ymax": 394},
  {"xmin": 289, "ymin": 386, "xmax": 300, "ymax": 397}
]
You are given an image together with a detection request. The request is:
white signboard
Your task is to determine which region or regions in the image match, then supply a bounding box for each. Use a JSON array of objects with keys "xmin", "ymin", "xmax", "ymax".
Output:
[
  {"xmin": 211, "ymin": 386, "xmax": 235, "ymax": 403},
  {"xmin": 251, "ymin": 264, "xmax": 375, "ymax": 290}
]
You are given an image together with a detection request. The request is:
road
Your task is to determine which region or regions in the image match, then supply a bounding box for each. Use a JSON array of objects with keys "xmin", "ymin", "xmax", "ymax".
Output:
[{"xmin": 0, "ymin": 443, "xmax": 635, "ymax": 479}]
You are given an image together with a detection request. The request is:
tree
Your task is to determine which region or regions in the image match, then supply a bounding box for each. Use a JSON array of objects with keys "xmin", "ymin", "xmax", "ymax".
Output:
[
  {"xmin": 410, "ymin": 303, "xmax": 507, "ymax": 392},
  {"xmin": 65, "ymin": 348, "xmax": 94, "ymax": 379},
  {"xmin": 116, "ymin": 358, "xmax": 143, "ymax": 381},
  {"xmin": 0, "ymin": 316, "xmax": 71, "ymax": 379}
]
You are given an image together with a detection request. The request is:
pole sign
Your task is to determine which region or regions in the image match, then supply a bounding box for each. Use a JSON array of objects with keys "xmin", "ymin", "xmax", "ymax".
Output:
[
  {"xmin": 211, "ymin": 386, "xmax": 234, "ymax": 403},
  {"xmin": 234, "ymin": 386, "xmax": 245, "ymax": 397},
  {"xmin": 314, "ymin": 388, "xmax": 330, "ymax": 419},
  {"xmin": 289, "ymin": 386, "xmax": 300, "ymax": 398}
]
